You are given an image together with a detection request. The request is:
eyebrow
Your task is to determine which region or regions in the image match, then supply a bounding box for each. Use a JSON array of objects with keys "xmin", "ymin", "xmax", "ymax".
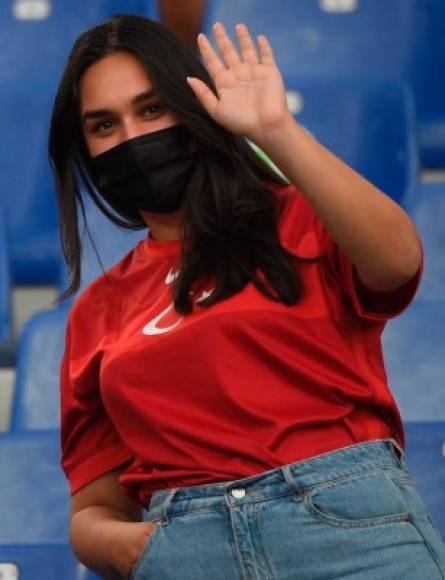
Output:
[{"xmin": 81, "ymin": 89, "xmax": 157, "ymax": 123}]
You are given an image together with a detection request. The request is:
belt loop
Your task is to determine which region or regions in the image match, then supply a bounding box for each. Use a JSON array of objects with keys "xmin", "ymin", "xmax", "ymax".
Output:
[
  {"xmin": 157, "ymin": 488, "xmax": 179, "ymax": 526},
  {"xmin": 389, "ymin": 438, "xmax": 406, "ymax": 468},
  {"xmin": 281, "ymin": 464, "xmax": 304, "ymax": 497}
]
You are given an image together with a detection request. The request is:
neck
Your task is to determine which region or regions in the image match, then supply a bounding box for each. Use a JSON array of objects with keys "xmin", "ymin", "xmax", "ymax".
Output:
[{"xmin": 140, "ymin": 209, "xmax": 185, "ymax": 241}]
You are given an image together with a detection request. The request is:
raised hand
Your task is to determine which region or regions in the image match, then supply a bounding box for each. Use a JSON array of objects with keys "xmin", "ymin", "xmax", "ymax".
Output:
[{"xmin": 187, "ymin": 22, "xmax": 290, "ymax": 143}]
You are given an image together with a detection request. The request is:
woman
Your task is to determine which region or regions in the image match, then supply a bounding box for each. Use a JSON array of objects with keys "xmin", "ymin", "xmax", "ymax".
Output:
[{"xmin": 49, "ymin": 14, "xmax": 445, "ymax": 580}]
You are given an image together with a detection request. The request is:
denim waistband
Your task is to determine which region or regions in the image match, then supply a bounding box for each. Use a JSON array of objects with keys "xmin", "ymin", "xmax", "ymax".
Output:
[{"xmin": 147, "ymin": 438, "xmax": 405, "ymax": 524}]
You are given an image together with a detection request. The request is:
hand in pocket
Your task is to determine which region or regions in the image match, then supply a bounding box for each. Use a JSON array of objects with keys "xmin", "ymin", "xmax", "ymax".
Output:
[{"xmin": 109, "ymin": 520, "xmax": 158, "ymax": 579}]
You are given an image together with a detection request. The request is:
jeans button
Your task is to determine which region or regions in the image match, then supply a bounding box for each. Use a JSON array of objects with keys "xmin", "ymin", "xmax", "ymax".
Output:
[{"xmin": 231, "ymin": 488, "xmax": 246, "ymax": 499}]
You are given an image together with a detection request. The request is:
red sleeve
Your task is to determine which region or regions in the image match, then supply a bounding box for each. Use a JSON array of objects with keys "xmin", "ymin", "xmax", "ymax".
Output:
[
  {"xmin": 315, "ymin": 212, "xmax": 424, "ymax": 322},
  {"xmin": 60, "ymin": 293, "xmax": 133, "ymax": 495}
]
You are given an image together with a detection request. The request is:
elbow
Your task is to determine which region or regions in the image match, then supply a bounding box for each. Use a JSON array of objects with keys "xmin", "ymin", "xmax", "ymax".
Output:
[{"xmin": 357, "ymin": 238, "xmax": 422, "ymax": 292}]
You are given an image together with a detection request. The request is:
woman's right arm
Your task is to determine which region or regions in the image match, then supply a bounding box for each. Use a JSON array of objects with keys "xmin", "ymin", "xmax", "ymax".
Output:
[{"xmin": 70, "ymin": 467, "xmax": 156, "ymax": 579}]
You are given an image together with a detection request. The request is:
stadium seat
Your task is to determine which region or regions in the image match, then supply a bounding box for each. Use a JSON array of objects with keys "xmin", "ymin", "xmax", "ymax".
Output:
[
  {"xmin": 284, "ymin": 78, "xmax": 417, "ymax": 203},
  {"xmin": 0, "ymin": 201, "xmax": 13, "ymax": 366},
  {"xmin": 402, "ymin": 181, "xmax": 445, "ymax": 302},
  {"xmin": 383, "ymin": 301, "xmax": 445, "ymax": 422},
  {"xmin": 0, "ymin": 429, "xmax": 91, "ymax": 577},
  {"xmin": 404, "ymin": 421, "xmax": 445, "ymax": 539},
  {"xmin": 0, "ymin": 0, "xmax": 156, "ymax": 284},
  {"xmin": 0, "ymin": 430, "xmax": 70, "ymax": 543},
  {"xmin": 204, "ymin": 0, "xmax": 445, "ymax": 168},
  {"xmin": 0, "ymin": 545, "xmax": 87, "ymax": 580},
  {"xmin": 11, "ymin": 307, "xmax": 68, "ymax": 431}
]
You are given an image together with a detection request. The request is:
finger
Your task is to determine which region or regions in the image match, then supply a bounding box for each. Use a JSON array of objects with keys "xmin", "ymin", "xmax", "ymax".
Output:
[
  {"xmin": 213, "ymin": 22, "xmax": 241, "ymax": 68},
  {"xmin": 197, "ymin": 32, "xmax": 226, "ymax": 79},
  {"xmin": 187, "ymin": 77, "xmax": 218, "ymax": 117},
  {"xmin": 236, "ymin": 23, "xmax": 259, "ymax": 64},
  {"xmin": 257, "ymin": 34, "xmax": 276, "ymax": 65}
]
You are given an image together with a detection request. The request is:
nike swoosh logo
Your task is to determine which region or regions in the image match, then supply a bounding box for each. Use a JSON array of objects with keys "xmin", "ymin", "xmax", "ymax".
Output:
[
  {"xmin": 165, "ymin": 268, "xmax": 180, "ymax": 285},
  {"xmin": 142, "ymin": 303, "xmax": 183, "ymax": 335}
]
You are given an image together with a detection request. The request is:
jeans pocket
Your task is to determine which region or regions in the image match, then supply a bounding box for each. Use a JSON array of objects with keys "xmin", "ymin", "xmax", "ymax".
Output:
[
  {"xmin": 300, "ymin": 467, "xmax": 412, "ymax": 528},
  {"xmin": 129, "ymin": 521, "xmax": 162, "ymax": 579}
]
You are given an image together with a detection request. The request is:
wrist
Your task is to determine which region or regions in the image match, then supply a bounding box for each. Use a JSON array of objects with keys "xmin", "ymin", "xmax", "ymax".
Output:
[{"xmin": 248, "ymin": 110, "xmax": 296, "ymax": 150}]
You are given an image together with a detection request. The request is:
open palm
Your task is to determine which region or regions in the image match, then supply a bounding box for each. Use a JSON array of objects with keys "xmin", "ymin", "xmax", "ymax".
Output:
[{"xmin": 187, "ymin": 23, "xmax": 289, "ymax": 142}]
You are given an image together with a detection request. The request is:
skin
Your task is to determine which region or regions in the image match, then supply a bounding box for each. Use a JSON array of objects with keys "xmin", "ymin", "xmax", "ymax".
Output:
[{"xmin": 74, "ymin": 22, "xmax": 423, "ymax": 577}]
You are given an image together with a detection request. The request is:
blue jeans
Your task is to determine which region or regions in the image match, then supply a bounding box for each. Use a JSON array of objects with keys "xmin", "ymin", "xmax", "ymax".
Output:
[{"xmin": 130, "ymin": 438, "xmax": 445, "ymax": 579}]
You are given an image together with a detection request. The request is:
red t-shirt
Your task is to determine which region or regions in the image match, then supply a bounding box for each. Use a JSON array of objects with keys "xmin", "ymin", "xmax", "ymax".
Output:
[{"xmin": 60, "ymin": 183, "xmax": 423, "ymax": 508}]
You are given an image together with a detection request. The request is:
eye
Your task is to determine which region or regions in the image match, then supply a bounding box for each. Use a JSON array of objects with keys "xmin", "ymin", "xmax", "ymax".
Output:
[
  {"xmin": 141, "ymin": 103, "xmax": 164, "ymax": 118},
  {"xmin": 91, "ymin": 118, "xmax": 116, "ymax": 134}
]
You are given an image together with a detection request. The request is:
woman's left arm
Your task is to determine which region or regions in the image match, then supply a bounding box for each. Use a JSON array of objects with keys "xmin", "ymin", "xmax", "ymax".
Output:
[{"xmin": 187, "ymin": 22, "xmax": 422, "ymax": 292}]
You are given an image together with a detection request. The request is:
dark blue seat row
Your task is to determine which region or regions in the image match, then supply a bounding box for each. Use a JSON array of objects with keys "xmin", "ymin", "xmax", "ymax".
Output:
[{"xmin": 204, "ymin": 0, "xmax": 445, "ymax": 169}]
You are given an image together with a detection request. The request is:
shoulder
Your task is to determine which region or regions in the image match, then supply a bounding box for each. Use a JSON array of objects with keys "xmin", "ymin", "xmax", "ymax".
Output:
[
  {"xmin": 67, "ymin": 241, "xmax": 143, "ymax": 337},
  {"xmin": 266, "ymin": 181, "xmax": 321, "ymax": 255}
]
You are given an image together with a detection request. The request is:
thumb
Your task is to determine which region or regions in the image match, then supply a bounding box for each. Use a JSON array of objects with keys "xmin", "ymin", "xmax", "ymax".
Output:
[{"xmin": 186, "ymin": 76, "xmax": 218, "ymax": 118}]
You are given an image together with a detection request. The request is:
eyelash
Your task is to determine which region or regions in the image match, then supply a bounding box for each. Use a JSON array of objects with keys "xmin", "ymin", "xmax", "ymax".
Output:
[{"xmin": 90, "ymin": 103, "xmax": 164, "ymax": 134}]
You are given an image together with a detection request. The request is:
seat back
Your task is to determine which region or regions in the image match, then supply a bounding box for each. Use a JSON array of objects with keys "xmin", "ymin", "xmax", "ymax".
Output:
[
  {"xmin": 284, "ymin": 78, "xmax": 417, "ymax": 202},
  {"xmin": 0, "ymin": 430, "xmax": 70, "ymax": 543},
  {"xmin": 382, "ymin": 301, "xmax": 445, "ymax": 421},
  {"xmin": 404, "ymin": 421, "xmax": 445, "ymax": 539},
  {"xmin": 0, "ymin": 546, "xmax": 86, "ymax": 580},
  {"xmin": 11, "ymin": 308, "xmax": 68, "ymax": 431}
]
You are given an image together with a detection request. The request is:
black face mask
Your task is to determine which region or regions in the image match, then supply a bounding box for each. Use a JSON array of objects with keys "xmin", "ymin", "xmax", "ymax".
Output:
[{"xmin": 89, "ymin": 124, "xmax": 198, "ymax": 214}]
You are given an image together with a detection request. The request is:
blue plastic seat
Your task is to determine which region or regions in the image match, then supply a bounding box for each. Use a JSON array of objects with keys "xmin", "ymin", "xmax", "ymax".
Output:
[
  {"xmin": 282, "ymin": 78, "xmax": 417, "ymax": 203},
  {"xmin": 404, "ymin": 421, "xmax": 445, "ymax": 539},
  {"xmin": 0, "ymin": 430, "xmax": 70, "ymax": 543},
  {"xmin": 11, "ymin": 307, "xmax": 68, "ymax": 431},
  {"xmin": 383, "ymin": 301, "xmax": 445, "ymax": 422},
  {"xmin": 0, "ymin": 429, "xmax": 89, "ymax": 577},
  {"xmin": 204, "ymin": 0, "xmax": 445, "ymax": 168},
  {"xmin": 0, "ymin": 545, "xmax": 86, "ymax": 580},
  {"xmin": 0, "ymin": 0, "xmax": 156, "ymax": 284},
  {"xmin": 0, "ymin": 201, "xmax": 13, "ymax": 366},
  {"xmin": 402, "ymin": 182, "xmax": 445, "ymax": 302}
]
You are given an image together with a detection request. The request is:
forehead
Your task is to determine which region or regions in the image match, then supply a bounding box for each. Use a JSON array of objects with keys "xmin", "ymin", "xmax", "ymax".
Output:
[{"xmin": 79, "ymin": 51, "xmax": 152, "ymax": 113}]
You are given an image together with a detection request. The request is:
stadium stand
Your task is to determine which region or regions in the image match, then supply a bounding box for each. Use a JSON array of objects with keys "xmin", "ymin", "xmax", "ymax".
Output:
[
  {"xmin": 204, "ymin": 0, "xmax": 445, "ymax": 168},
  {"xmin": 0, "ymin": 429, "xmax": 86, "ymax": 578},
  {"xmin": 284, "ymin": 78, "xmax": 418, "ymax": 203},
  {"xmin": 0, "ymin": 201, "xmax": 13, "ymax": 366},
  {"xmin": 0, "ymin": 0, "xmax": 156, "ymax": 285}
]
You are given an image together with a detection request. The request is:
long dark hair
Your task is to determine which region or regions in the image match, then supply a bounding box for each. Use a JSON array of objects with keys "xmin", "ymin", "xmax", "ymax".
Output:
[{"xmin": 49, "ymin": 14, "xmax": 318, "ymax": 315}]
